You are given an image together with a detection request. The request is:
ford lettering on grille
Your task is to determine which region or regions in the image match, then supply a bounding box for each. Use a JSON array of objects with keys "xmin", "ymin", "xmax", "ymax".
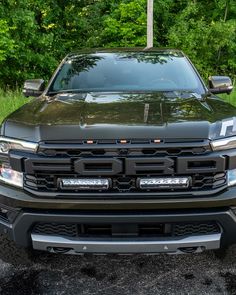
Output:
[{"xmin": 15, "ymin": 155, "xmax": 226, "ymax": 175}]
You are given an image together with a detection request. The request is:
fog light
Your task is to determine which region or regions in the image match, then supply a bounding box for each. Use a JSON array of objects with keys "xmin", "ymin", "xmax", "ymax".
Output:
[
  {"xmin": 0, "ymin": 163, "xmax": 23, "ymax": 188},
  {"xmin": 138, "ymin": 177, "xmax": 190, "ymax": 189},
  {"xmin": 60, "ymin": 178, "xmax": 110, "ymax": 190},
  {"xmin": 0, "ymin": 207, "xmax": 19, "ymax": 223},
  {"xmin": 228, "ymin": 169, "xmax": 236, "ymax": 187},
  {"xmin": 0, "ymin": 208, "xmax": 9, "ymax": 222}
]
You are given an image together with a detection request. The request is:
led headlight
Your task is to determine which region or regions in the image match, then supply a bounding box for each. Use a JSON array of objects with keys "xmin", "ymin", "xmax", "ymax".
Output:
[
  {"xmin": 0, "ymin": 136, "xmax": 38, "ymax": 154},
  {"xmin": 0, "ymin": 137, "xmax": 37, "ymax": 188},
  {"xmin": 211, "ymin": 136, "xmax": 236, "ymax": 151},
  {"xmin": 228, "ymin": 169, "xmax": 236, "ymax": 187},
  {"xmin": 0, "ymin": 163, "xmax": 23, "ymax": 188}
]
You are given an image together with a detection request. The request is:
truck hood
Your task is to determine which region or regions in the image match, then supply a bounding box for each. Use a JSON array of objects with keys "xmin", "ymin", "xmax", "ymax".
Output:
[{"xmin": 2, "ymin": 92, "xmax": 236, "ymax": 141}]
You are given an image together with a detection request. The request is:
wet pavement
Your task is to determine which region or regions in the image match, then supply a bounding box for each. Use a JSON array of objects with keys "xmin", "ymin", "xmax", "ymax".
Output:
[{"xmin": 1, "ymin": 247, "xmax": 236, "ymax": 294}]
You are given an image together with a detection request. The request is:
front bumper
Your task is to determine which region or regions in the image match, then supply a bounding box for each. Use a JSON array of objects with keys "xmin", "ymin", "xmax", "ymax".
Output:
[
  {"xmin": 1, "ymin": 184, "xmax": 236, "ymax": 253},
  {"xmin": 1, "ymin": 206, "xmax": 236, "ymax": 252}
]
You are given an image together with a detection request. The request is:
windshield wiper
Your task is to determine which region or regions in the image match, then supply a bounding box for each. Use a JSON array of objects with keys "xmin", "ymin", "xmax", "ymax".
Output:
[{"xmin": 158, "ymin": 90, "xmax": 205, "ymax": 100}]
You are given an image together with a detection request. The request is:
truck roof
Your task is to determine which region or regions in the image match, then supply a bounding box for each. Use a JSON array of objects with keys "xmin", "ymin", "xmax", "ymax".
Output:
[{"xmin": 66, "ymin": 47, "xmax": 183, "ymax": 57}]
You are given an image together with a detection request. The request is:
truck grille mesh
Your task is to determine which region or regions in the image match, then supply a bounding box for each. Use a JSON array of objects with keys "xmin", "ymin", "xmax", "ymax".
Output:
[
  {"xmin": 33, "ymin": 223, "xmax": 77, "ymax": 237},
  {"xmin": 33, "ymin": 221, "xmax": 220, "ymax": 239},
  {"xmin": 24, "ymin": 172, "xmax": 227, "ymax": 194},
  {"xmin": 173, "ymin": 222, "xmax": 220, "ymax": 237}
]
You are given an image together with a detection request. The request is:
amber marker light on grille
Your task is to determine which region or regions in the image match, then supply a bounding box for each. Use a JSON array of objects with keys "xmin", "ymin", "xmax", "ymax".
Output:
[
  {"xmin": 154, "ymin": 139, "xmax": 161, "ymax": 143},
  {"xmin": 86, "ymin": 140, "xmax": 94, "ymax": 144},
  {"xmin": 120, "ymin": 140, "xmax": 127, "ymax": 144}
]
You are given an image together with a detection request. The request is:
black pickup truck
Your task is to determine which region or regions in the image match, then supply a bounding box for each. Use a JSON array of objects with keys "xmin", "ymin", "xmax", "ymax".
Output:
[{"xmin": 0, "ymin": 48, "xmax": 235, "ymax": 265}]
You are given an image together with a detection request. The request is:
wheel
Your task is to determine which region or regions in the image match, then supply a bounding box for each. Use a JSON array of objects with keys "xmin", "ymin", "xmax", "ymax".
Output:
[{"xmin": 0, "ymin": 233, "xmax": 35, "ymax": 266}]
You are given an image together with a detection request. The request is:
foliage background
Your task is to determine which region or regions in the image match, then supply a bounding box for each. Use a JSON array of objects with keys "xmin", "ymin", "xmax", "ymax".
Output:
[{"xmin": 0, "ymin": 0, "xmax": 236, "ymax": 89}]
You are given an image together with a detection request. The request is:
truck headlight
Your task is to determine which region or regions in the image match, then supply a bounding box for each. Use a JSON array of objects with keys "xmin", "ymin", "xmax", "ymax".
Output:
[
  {"xmin": 228, "ymin": 169, "xmax": 236, "ymax": 187},
  {"xmin": 0, "ymin": 163, "xmax": 23, "ymax": 188},
  {"xmin": 211, "ymin": 136, "xmax": 236, "ymax": 151},
  {"xmin": 0, "ymin": 137, "xmax": 37, "ymax": 188},
  {"xmin": 0, "ymin": 136, "xmax": 38, "ymax": 154}
]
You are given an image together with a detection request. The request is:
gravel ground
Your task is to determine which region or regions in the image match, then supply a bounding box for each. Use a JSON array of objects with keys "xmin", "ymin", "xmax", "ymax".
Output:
[{"xmin": 1, "ymin": 247, "xmax": 236, "ymax": 295}]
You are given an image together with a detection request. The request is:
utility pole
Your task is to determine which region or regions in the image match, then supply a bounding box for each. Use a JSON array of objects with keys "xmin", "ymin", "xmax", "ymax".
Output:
[{"xmin": 146, "ymin": 0, "xmax": 153, "ymax": 48}]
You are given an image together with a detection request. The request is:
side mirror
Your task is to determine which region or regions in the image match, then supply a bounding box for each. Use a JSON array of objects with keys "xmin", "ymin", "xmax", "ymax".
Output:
[
  {"xmin": 23, "ymin": 79, "xmax": 45, "ymax": 97},
  {"xmin": 208, "ymin": 76, "xmax": 233, "ymax": 95}
]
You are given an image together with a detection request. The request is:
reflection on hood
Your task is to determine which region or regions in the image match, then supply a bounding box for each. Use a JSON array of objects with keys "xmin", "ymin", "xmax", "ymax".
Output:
[{"xmin": 4, "ymin": 92, "xmax": 236, "ymax": 141}]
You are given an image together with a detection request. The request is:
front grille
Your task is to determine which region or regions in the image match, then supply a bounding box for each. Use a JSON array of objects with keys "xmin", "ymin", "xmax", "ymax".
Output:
[
  {"xmin": 13, "ymin": 139, "xmax": 227, "ymax": 195},
  {"xmin": 33, "ymin": 221, "xmax": 220, "ymax": 239}
]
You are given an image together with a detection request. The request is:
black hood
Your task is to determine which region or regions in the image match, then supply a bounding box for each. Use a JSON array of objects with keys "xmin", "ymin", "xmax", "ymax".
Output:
[{"xmin": 2, "ymin": 92, "xmax": 236, "ymax": 142}]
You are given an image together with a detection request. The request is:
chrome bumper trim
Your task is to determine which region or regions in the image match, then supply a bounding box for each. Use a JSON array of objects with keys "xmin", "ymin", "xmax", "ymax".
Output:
[{"xmin": 31, "ymin": 233, "xmax": 221, "ymax": 254}]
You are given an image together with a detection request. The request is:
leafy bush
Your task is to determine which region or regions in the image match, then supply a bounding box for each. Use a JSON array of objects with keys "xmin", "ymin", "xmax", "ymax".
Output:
[{"xmin": 0, "ymin": 0, "xmax": 235, "ymax": 88}]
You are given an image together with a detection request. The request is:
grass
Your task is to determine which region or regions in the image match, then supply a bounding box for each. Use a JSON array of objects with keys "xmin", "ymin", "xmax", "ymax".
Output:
[
  {"xmin": 220, "ymin": 91, "xmax": 236, "ymax": 106},
  {"xmin": 0, "ymin": 88, "xmax": 236, "ymax": 124},
  {"xmin": 0, "ymin": 89, "xmax": 29, "ymax": 124}
]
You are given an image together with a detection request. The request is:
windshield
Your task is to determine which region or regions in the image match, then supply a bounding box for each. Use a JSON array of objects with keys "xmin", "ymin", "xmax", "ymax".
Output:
[{"xmin": 48, "ymin": 51, "xmax": 206, "ymax": 94}]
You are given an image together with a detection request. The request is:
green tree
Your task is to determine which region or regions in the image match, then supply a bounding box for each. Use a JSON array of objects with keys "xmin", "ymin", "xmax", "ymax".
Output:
[
  {"xmin": 0, "ymin": 20, "xmax": 15, "ymax": 63},
  {"xmin": 101, "ymin": 0, "xmax": 146, "ymax": 47},
  {"xmin": 0, "ymin": 0, "xmax": 236, "ymax": 88},
  {"xmin": 167, "ymin": 1, "xmax": 236, "ymax": 79}
]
